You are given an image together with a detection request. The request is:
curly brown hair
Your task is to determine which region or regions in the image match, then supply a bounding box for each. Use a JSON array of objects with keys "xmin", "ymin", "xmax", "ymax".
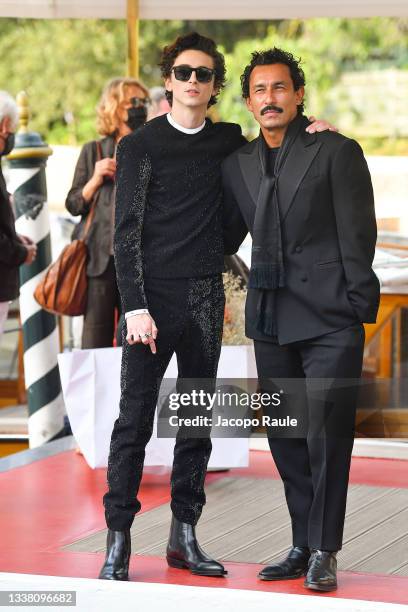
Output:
[
  {"xmin": 159, "ymin": 32, "xmax": 226, "ymax": 108},
  {"xmin": 96, "ymin": 77, "xmax": 149, "ymax": 136}
]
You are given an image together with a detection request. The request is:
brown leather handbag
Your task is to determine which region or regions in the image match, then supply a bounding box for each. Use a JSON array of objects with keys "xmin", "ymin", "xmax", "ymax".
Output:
[{"xmin": 34, "ymin": 141, "xmax": 103, "ymax": 316}]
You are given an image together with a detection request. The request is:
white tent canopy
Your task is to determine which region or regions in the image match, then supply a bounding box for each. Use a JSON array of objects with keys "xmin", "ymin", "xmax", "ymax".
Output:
[{"xmin": 0, "ymin": 0, "xmax": 407, "ymax": 19}]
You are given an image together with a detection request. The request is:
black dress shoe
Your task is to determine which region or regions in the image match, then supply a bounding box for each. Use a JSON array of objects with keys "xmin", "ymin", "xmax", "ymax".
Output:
[
  {"xmin": 304, "ymin": 549, "xmax": 337, "ymax": 592},
  {"xmin": 166, "ymin": 516, "xmax": 227, "ymax": 577},
  {"xmin": 258, "ymin": 546, "xmax": 310, "ymax": 581},
  {"xmin": 99, "ymin": 529, "xmax": 131, "ymax": 580}
]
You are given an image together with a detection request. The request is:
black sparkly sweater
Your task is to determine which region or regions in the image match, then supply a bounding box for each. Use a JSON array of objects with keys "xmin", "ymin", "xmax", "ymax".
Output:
[{"xmin": 114, "ymin": 114, "xmax": 247, "ymax": 312}]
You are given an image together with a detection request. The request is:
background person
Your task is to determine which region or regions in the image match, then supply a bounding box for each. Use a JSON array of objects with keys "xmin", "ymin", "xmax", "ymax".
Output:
[
  {"xmin": 0, "ymin": 90, "xmax": 37, "ymax": 338},
  {"xmin": 147, "ymin": 86, "xmax": 171, "ymax": 120},
  {"xmin": 65, "ymin": 77, "xmax": 149, "ymax": 349}
]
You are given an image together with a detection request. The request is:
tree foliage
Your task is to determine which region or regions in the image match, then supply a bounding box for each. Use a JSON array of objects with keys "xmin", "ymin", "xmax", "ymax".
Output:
[
  {"xmin": 217, "ymin": 18, "xmax": 408, "ymax": 139},
  {"xmin": 0, "ymin": 17, "xmax": 406, "ymax": 148}
]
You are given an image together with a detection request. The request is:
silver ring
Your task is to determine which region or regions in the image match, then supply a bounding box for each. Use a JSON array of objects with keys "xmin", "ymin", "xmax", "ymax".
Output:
[{"xmin": 140, "ymin": 332, "xmax": 152, "ymax": 339}]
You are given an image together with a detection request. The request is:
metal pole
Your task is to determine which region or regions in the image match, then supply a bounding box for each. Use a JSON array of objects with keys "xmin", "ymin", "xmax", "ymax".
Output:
[
  {"xmin": 127, "ymin": 0, "xmax": 140, "ymax": 78},
  {"xmin": 6, "ymin": 91, "xmax": 65, "ymax": 448}
]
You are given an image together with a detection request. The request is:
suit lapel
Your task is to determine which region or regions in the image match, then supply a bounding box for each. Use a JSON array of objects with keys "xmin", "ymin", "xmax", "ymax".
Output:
[
  {"xmin": 236, "ymin": 129, "xmax": 322, "ymax": 221},
  {"xmin": 279, "ymin": 132, "xmax": 321, "ymax": 221},
  {"xmin": 237, "ymin": 138, "xmax": 263, "ymax": 208}
]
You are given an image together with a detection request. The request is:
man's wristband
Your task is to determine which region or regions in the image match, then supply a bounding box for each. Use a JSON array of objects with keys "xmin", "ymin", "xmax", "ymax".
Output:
[{"xmin": 125, "ymin": 309, "xmax": 150, "ymax": 319}]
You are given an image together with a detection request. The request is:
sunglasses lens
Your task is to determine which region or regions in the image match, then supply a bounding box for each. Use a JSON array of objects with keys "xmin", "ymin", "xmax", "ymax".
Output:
[
  {"xmin": 130, "ymin": 97, "xmax": 149, "ymax": 107},
  {"xmin": 172, "ymin": 66, "xmax": 214, "ymax": 83},
  {"xmin": 195, "ymin": 68, "xmax": 214, "ymax": 83},
  {"xmin": 173, "ymin": 66, "xmax": 192, "ymax": 81}
]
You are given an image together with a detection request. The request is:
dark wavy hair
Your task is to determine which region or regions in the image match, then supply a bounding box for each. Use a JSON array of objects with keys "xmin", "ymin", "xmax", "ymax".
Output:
[
  {"xmin": 159, "ymin": 32, "xmax": 226, "ymax": 107},
  {"xmin": 241, "ymin": 47, "xmax": 305, "ymax": 113}
]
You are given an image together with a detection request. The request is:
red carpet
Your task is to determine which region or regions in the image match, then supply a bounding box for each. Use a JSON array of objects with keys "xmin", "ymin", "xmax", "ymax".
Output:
[{"xmin": 0, "ymin": 449, "xmax": 407, "ymax": 605}]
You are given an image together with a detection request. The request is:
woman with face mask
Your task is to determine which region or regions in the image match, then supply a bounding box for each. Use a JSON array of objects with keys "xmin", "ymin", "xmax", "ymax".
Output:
[{"xmin": 65, "ymin": 77, "xmax": 150, "ymax": 349}]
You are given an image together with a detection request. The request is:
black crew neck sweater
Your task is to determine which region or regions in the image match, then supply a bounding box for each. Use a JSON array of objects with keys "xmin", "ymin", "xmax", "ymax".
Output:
[{"xmin": 114, "ymin": 114, "xmax": 246, "ymax": 312}]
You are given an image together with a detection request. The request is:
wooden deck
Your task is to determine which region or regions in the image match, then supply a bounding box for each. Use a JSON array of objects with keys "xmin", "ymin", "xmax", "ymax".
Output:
[{"xmin": 64, "ymin": 476, "xmax": 408, "ymax": 576}]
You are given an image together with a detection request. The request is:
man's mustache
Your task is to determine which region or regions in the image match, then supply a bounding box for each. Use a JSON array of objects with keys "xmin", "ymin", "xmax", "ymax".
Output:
[{"xmin": 261, "ymin": 105, "xmax": 284, "ymax": 115}]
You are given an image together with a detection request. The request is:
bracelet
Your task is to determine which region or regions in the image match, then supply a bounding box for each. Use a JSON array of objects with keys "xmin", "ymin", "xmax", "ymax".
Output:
[{"xmin": 125, "ymin": 309, "xmax": 150, "ymax": 319}]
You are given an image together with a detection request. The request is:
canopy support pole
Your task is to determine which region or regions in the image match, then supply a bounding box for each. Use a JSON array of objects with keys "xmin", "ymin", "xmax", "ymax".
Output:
[{"xmin": 127, "ymin": 0, "xmax": 139, "ymax": 78}]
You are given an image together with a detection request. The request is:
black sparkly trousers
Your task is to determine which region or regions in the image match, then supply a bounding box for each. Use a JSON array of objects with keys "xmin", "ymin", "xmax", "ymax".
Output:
[
  {"xmin": 254, "ymin": 323, "xmax": 365, "ymax": 552},
  {"xmin": 103, "ymin": 275, "xmax": 225, "ymax": 531}
]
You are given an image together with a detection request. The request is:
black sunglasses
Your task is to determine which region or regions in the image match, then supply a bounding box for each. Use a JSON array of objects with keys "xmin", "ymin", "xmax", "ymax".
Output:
[
  {"xmin": 130, "ymin": 96, "xmax": 150, "ymax": 107},
  {"xmin": 171, "ymin": 65, "xmax": 215, "ymax": 84}
]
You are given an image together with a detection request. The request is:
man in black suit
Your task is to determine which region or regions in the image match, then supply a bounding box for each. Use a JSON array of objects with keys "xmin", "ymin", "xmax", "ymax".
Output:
[{"xmin": 222, "ymin": 48, "xmax": 380, "ymax": 592}]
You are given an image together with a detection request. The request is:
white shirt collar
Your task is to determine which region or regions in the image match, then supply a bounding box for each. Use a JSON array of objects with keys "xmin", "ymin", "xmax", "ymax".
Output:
[{"xmin": 167, "ymin": 113, "xmax": 206, "ymax": 134}]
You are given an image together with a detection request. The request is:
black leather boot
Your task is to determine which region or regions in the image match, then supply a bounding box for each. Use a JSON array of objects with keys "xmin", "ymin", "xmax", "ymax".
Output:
[
  {"xmin": 99, "ymin": 529, "xmax": 131, "ymax": 580},
  {"xmin": 166, "ymin": 516, "xmax": 227, "ymax": 576},
  {"xmin": 304, "ymin": 549, "xmax": 337, "ymax": 592},
  {"xmin": 258, "ymin": 546, "xmax": 310, "ymax": 581}
]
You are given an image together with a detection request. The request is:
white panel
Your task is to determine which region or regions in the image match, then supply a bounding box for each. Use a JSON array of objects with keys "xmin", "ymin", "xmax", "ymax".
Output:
[
  {"xmin": 58, "ymin": 346, "xmax": 250, "ymax": 469},
  {"xmin": 138, "ymin": 0, "xmax": 408, "ymax": 19},
  {"xmin": 1, "ymin": 573, "xmax": 407, "ymax": 612},
  {"xmin": 0, "ymin": 0, "xmax": 407, "ymax": 19},
  {"xmin": 0, "ymin": 0, "xmax": 126, "ymax": 19}
]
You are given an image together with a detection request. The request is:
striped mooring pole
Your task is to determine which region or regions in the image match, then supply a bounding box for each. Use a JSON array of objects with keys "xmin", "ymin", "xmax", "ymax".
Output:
[{"xmin": 6, "ymin": 91, "xmax": 65, "ymax": 447}]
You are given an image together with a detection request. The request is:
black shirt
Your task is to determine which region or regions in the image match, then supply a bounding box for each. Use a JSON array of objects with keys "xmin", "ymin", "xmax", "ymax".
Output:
[
  {"xmin": 266, "ymin": 146, "xmax": 280, "ymax": 176},
  {"xmin": 114, "ymin": 115, "xmax": 246, "ymax": 311}
]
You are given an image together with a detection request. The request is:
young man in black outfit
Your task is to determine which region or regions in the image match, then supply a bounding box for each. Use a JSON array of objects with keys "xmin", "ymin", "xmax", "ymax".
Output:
[
  {"xmin": 99, "ymin": 32, "xmax": 243, "ymax": 582},
  {"xmin": 222, "ymin": 48, "xmax": 380, "ymax": 592},
  {"xmin": 99, "ymin": 33, "xmax": 332, "ymax": 582}
]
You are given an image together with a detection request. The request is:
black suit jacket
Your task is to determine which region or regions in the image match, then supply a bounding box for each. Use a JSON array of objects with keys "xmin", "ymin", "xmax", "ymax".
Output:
[
  {"xmin": 0, "ymin": 166, "xmax": 27, "ymax": 302},
  {"xmin": 222, "ymin": 121, "xmax": 380, "ymax": 345},
  {"xmin": 65, "ymin": 136, "xmax": 115, "ymax": 277}
]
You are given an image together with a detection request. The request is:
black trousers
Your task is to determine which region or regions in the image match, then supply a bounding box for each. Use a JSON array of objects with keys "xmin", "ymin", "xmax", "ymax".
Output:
[
  {"xmin": 103, "ymin": 275, "xmax": 225, "ymax": 530},
  {"xmin": 254, "ymin": 323, "xmax": 365, "ymax": 551},
  {"xmin": 82, "ymin": 256, "xmax": 120, "ymax": 349}
]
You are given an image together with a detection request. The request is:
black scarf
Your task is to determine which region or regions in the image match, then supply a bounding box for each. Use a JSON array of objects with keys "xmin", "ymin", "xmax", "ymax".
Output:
[{"xmin": 248, "ymin": 114, "xmax": 307, "ymax": 336}]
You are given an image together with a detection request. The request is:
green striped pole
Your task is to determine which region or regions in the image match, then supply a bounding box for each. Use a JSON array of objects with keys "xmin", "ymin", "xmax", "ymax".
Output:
[{"xmin": 6, "ymin": 92, "xmax": 65, "ymax": 447}]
